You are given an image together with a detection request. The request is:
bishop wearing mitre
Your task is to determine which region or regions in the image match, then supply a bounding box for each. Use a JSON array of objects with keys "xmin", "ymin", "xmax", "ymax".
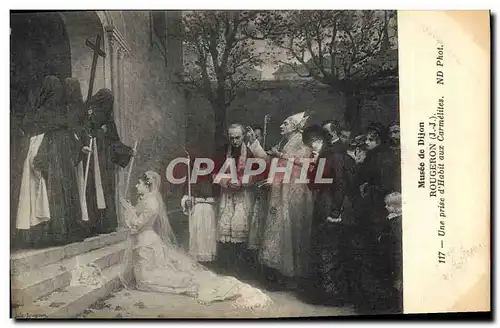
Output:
[{"xmin": 247, "ymin": 112, "xmax": 314, "ymax": 289}]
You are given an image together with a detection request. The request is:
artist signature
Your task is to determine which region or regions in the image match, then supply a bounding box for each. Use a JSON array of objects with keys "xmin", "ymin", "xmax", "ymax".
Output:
[{"xmin": 15, "ymin": 312, "xmax": 48, "ymax": 319}]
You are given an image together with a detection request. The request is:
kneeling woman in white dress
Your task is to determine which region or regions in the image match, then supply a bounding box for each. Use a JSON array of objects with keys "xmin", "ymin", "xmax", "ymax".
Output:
[{"xmin": 120, "ymin": 171, "xmax": 271, "ymax": 309}]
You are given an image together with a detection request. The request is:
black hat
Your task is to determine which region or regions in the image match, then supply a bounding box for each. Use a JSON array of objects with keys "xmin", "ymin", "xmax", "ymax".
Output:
[
  {"xmin": 302, "ymin": 124, "xmax": 329, "ymax": 145},
  {"xmin": 366, "ymin": 122, "xmax": 389, "ymax": 143}
]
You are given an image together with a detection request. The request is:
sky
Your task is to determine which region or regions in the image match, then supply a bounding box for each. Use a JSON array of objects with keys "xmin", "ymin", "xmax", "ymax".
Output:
[
  {"xmin": 253, "ymin": 39, "xmax": 301, "ymax": 80},
  {"xmin": 260, "ymin": 64, "xmax": 278, "ymax": 80},
  {"xmin": 183, "ymin": 38, "xmax": 293, "ymax": 80}
]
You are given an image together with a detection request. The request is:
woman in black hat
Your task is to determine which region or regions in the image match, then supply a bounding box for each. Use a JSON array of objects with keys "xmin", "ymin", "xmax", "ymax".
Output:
[
  {"xmin": 341, "ymin": 134, "xmax": 370, "ymax": 305},
  {"xmin": 300, "ymin": 125, "xmax": 349, "ymax": 306},
  {"xmin": 359, "ymin": 122, "xmax": 393, "ymax": 217},
  {"xmin": 355, "ymin": 122, "xmax": 398, "ymax": 313}
]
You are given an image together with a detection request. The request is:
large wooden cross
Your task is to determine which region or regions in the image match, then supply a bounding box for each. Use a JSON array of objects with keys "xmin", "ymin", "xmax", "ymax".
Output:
[
  {"xmin": 85, "ymin": 34, "xmax": 106, "ymax": 106},
  {"xmin": 83, "ymin": 34, "xmax": 107, "ymax": 192}
]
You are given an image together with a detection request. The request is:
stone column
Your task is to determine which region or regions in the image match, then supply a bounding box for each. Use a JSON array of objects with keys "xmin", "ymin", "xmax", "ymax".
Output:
[
  {"xmin": 118, "ymin": 48, "xmax": 128, "ymax": 140},
  {"xmin": 166, "ymin": 11, "xmax": 184, "ymax": 82},
  {"xmin": 105, "ymin": 25, "xmax": 131, "ymax": 136},
  {"xmin": 116, "ymin": 48, "xmax": 124, "ymax": 137},
  {"xmin": 116, "ymin": 47, "xmax": 128, "ymax": 229},
  {"xmin": 103, "ymin": 25, "xmax": 132, "ymax": 229}
]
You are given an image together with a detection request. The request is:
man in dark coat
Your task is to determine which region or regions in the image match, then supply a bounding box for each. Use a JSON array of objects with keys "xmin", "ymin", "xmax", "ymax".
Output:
[
  {"xmin": 322, "ymin": 120, "xmax": 347, "ymax": 153},
  {"xmin": 388, "ymin": 122, "xmax": 402, "ymax": 193},
  {"xmin": 301, "ymin": 125, "xmax": 348, "ymax": 305},
  {"xmin": 339, "ymin": 126, "xmax": 353, "ymax": 148}
]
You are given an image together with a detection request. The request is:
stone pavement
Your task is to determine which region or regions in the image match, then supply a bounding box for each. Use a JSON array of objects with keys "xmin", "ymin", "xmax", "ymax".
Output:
[
  {"xmin": 76, "ymin": 217, "xmax": 357, "ymax": 319},
  {"xmin": 11, "ymin": 214, "xmax": 359, "ymax": 319},
  {"xmin": 79, "ymin": 287, "xmax": 357, "ymax": 319}
]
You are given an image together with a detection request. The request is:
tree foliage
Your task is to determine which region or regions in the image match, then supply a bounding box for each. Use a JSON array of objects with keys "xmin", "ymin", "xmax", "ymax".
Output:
[
  {"xmin": 255, "ymin": 10, "xmax": 398, "ymax": 91},
  {"xmin": 179, "ymin": 11, "xmax": 276, "ymax": 147},
  {"xmin": 252, "ymin": 10, "xmax": 398, "ymax": 128},
  {"xmin": 178, "ymin": 10, "xmax": 399, "ymax": 138}
]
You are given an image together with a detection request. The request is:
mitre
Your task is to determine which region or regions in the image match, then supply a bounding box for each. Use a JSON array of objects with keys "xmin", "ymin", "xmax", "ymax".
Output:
[{"xmin": 285, "ymin": 111, "xmax": 309, "ymax": 129}]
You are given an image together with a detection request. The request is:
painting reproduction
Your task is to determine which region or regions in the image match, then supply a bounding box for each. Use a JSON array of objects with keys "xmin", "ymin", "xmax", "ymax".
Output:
[{"xmin": 10, "ymin": 9, "xmax": 404, "ymax": 319}]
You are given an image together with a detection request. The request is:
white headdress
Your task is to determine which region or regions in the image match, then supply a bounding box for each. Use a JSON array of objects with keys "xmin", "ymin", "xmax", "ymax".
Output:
[{"xmin": 285, "ymin": 111, "xmax": 310, "ymax": 131}]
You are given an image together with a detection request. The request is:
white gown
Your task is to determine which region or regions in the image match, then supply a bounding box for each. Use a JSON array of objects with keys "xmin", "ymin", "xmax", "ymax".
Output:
[
  {"xmin": 121, "ymin": 192, "xmax": 272, "ymax": 309},
  {"xmin": 248, "ymin": 133, "xmax": 314, "ymax": 278},
  {"xmin": 16, "ymin": 133, "xmax": 51, "ymax": 230},
  {"xmin": 181, "ymin": 195, "xmax": 217, "ymax": 262}
]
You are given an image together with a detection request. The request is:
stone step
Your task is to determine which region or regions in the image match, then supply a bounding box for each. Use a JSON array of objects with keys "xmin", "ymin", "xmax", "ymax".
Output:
[
  {"xmin": 11, "ymin": 241, "xmax": 128, "ymax": 306},
  {"xmin": 11, "ymin": 229, "xmax": 129, "ymax": 273},
  {"xmin": 13, "ymin": 263, "xmax": 124, "ymax": 318}
]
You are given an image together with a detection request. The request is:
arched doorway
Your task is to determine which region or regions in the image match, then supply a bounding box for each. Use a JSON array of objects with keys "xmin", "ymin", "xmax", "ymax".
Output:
[
  {"xmin": 10, "ymin": 12, "xmax": 72, "ymax": 117},
  {"xmin": 10, "ymin": 10, "xmax": 131, "ymax": 247},
  {"xmin": 10, "ymin": 11, "xmax": 72, "ymax": 247},
  {"xmin": 60, "ymin": 11, "xmax": 106, "ymax": 98}
]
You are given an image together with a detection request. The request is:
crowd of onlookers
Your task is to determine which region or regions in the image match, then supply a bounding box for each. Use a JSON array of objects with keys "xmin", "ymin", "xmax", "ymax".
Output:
[
  {"xmin": 299, "ymin": 120, "xmax": 402, "ymax": 314},
  {"xmin": 183, "ymin": 117, "xmax": 403, "ymax": 314},
  {"xmin": 181, "ymin": 117, "xmax": 403, "ymax": 314}
]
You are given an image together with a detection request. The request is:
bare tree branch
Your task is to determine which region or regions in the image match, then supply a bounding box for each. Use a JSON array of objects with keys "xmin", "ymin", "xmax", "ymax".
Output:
[
  {"xmin": 281, "ymin": 37, "xmax": 325, "ymax": 82},
  {"xmin": 328, "ymin": 19, "xmax": 338, "ymax": 76},
  {"xmin": 277, "ymin": 60, "xmax": 310, "ymax": 78},
  {"xmin": 178, "ymin": 10, "xmax": 268, "ymax": 146},
  {"xmin": 262, "ymin": 10, "xmax": 396, "ymax": 87}
]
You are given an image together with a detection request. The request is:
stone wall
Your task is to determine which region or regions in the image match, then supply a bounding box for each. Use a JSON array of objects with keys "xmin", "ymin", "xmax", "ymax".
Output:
[
  {"xmin": 185, "ymin": 80, "xmax": 399, "ymax": 151},
  {"xmin": 111, "ymin": 14, "xmax": 186, "ymax": 230},
  {"xmin": 64, "ymin": 11, "xmax": 187, "ymax": 216},
  {"xmin": 61, "ymin": 11, "xmax": 106, "ymax": 98},
  {"xmin": 117, "ymin": 11, "xmax": 187, "ymax": 209},
  {"xmin": 11, "ymin": 11, "xmax": 188, "ymax": 238}
]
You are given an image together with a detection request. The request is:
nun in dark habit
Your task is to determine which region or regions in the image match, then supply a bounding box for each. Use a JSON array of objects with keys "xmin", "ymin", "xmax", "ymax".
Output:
[
  {"xmin": 77, "ymin": 88, "xmax": 136, "ymax": 237},
  {"xmin": 16, "ymin": 75, "xmax": 83, "ymax": 248}
]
